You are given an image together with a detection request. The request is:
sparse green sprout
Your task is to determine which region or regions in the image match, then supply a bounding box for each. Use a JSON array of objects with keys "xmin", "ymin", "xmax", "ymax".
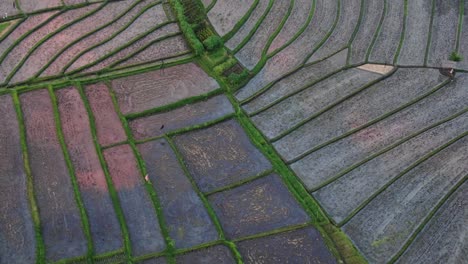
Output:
[
  {"xmin": 449, "ymin": 51, "xmax": 463, "ymax": 62},
  {"xmin": 203, "ymin": 35, "xmax": 223, "ymax": 51}
]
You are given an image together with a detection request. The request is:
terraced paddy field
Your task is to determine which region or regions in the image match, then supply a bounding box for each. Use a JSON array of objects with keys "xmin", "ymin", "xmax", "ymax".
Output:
[{"xmin": 0, "ymin": 0, "xmax": 466, "ymax": 263}]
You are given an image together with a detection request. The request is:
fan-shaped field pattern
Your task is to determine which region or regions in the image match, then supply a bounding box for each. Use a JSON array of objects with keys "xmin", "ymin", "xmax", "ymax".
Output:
[
  {"xmin": 0, "ymin": 62, "xmax": 337, "ymax": 263},
  {"xmin": 0, "ymin": 0, "xmax": 191, "ymax": 87}
]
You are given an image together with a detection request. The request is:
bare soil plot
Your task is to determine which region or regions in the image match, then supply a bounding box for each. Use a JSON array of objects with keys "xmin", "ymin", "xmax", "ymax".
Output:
[
  {"xmin": 130, "ymin": 95, "xmax": 234, "ymax": 140},
  {"xmin": 343, "ymin": 135, "xmax": 468, "ymax": 263},
  {"xmin": 235, "ymin": 0, "xmax": 339, "ymax": 100},
  {"xmin": 0, "ymin": 1, "xmax": 22, "ymax": 18},
  {"xmin": 396, "ymin": 181, "xmax": 468, "ymax": 264},
  {"xmin": 85, "ymin": 83, "xmax": 127, "ymax": 147},
  {"xmin": 307, "ymin": 0, "xmax": 360, "ymax": 63},
  {"xmin": 238, "ymin": 47, "xmax": 348, "ymax": 108},
  {"xmin": 40, "ymin": 0, "xmax": 139, "ymax": 78},
  {"xmin": 314, "ymin": 111, "xmax": 468, "ymax": 223},
  {"xmin": 427, "ymin": 0, "xmax": 459, "ymax": 67},
  {"xmin": 368, "ymin": 0, "xmax": 404, "ymax": 64},
  {"xmin": 292, "ymin": 72, "xmax": 467, "ymax": 191},
  {"xmin": 138, "ymin": 139, "xmax": 218, "ymax": 249},
  {"xmin": 208, "ymin": 0, "xmax": 255, "ymax": 37},
  {"xmin": 225, "ymin": 0, "xmax": 270, "ymax": 50},
  {"xmin": 267, "ymin": 0, "xmax": 312, "ymax": 54},
  {"xmin": 113, "ymin": 34, "xmax": 189, "ymax": 69},
  {"xmin": 56, "ymin": 87, "xmax": 123, "ymax": 255},
  {"xmin": 111, "ymin": 63, "xmax": 219, "ymax": 115},
  {"xmin": 397, "ymin": 0, "xmax": 432, "ymax": 66},
  {"xmin": 252, "ymin": 68, "xmax": 381, "ymax": 139},
  {"xmin": 176, "ymin": 245, "xmax": 236, "ymax": 264},
  {"xmin": 103, "ymin": 144, "xmax": 165, "ymax": 256},
  {"xmin": 348, "ymin": 0, "xmax": 385, "ymax": 65},
  {"xmin": 82, "ymin": 23, "xmax": 181, "ymax": 73},
  {"xmin": 12, "ymin": 2, "xmax": 133, "ymax": 82},
  {"xmin": 274, "ymin": 68, "xmax": 447, "ymax": 161},
  {"xmin": 235, "ymin": 0, "xmax": 291, "ymax": 69},
  {"xmin": 237, "ymin": 227, "xmax": 336, "ymax": 264},
  {"xmin": 0, "ymin": 95, "xmax": 36, "ymax": 264},
  {"xmin": 19, "ymin": 0, "xmax": 63, "ymax": 13},
  {"xmin": 20, "ymin": 89, "xmax": 87, "ymax": 262},
  {"xmin": 173, "ymin": 119, "xmax": 271, "ymax": 193},
  {"xmin": 66, "ymin": 3, "xmax": 168, "ymax": 73},
  {"xmin": 208, "ymin": 174, "xmax": 309, "ymax": 239},
  {"xmin": 357, "ymin": 64, "xmax": 394, "ymax": 75}
]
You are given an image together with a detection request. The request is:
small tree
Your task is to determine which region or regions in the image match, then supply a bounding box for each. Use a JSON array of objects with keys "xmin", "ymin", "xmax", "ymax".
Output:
[{"xmin": 203, "ymin": 35, "xmax": 223, "ymax": 51}]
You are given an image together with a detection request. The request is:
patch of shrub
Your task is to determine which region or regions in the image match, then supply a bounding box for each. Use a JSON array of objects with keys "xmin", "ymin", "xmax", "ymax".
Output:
[{"xmin": 203, "ymin": 35, "xmax": 223, "ymax": 51}]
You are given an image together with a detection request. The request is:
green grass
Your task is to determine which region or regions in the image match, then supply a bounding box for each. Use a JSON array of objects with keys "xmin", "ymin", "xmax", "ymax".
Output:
[{"xmin": 0, "ymin": 22, "xmax": 10, "ymax": 35}]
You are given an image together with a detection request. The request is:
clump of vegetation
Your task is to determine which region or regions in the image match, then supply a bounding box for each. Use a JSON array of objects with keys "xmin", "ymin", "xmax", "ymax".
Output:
[
  {"xmin": 449, "ymin": 51, "xmax": 463, "ymax": 62},
  {"xmin": 203, "ymin": 35, "xmax": 223, "ymax": 51},
  {"xmin": 228, "ymin": 70, "xmax": 249, "ymax": 85}
]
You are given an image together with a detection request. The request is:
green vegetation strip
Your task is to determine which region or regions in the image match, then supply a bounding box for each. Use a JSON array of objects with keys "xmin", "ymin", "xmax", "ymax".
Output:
[
  {"xmin": 455, "ymin": 0, "xmax": 464, "ymax": 52},
  {"xmin": 76, "ymin": 84, "xmax": 133, "ymax": 262},
  {"xmin": 365, "ymin": 0, "xmax": 387, "ymax": 62},
  {"xmin": 424, "ymin": 0, "xmax": 436, "ymax": 66},
  {"xmin": 12, "ymin": 91, "xmax": 46, "ymax": 264},
  {"xmin": 48, "ymin": 86, "xmax": 94, "ymax": 262},
  {"xmin": 393, "ymin": 0, "xmax": 408, "ymax": 64},
  {"xmin": 346, "ymin": 0, "xmax": 365, "ymax": 66}
]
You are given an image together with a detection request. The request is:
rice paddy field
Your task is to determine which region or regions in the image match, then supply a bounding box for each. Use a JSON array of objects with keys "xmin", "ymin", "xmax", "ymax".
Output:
[{"xmin": 0, "ymin": 0, "xmax": 466, "ymax": 263}]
